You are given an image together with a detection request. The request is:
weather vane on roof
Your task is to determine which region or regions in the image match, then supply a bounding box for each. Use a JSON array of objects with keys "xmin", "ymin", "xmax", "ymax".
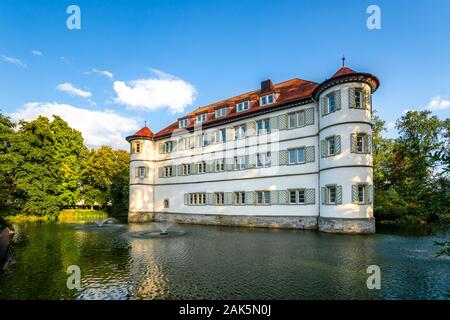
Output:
[{"xmin": 342, "ymin": 55, "xmax": 346, "ymax": 67}]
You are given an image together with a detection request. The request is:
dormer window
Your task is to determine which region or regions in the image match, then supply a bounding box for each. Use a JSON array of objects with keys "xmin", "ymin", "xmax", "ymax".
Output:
[
  {"xmin": 179, "ymin": 119, "xmax": 188, "ymax": 128},
  {"xmin": 260, "ymin": 94, "xmax": 275, "ymax": 106},
  {"xmin": 196, "ymin": 113, "xmax": 207, "ymax": 124},
  {"xmin": 236, "ymin": 101, "xmax": 250, "ymax": 112},
  {"xmin": 215, "ymin": 108, "xmax": 227, "ymax": 118}
]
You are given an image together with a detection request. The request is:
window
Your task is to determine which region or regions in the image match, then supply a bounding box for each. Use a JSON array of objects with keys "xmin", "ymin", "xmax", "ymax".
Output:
[
  {"xmin": 189, "ymin": 193, "xmax": 206, "ymax": 205},
  {"xmin": 234, "ymin": 192, "xmax": 246, "ymax": 205},
  {"xmin": 215, "ymin": 108, "xmax": 227, "ymax": 118},
  {"xmin": 182, "ymin": 164, "xmax": 191, "ymax": 175},
  {"xmin": 354, "ymin": 88, "xmax": 363, "ymax": 109},
  {"xmin": 234, "ymin": 124, "xmax": 246, "ymax": 140},
  {"xmin": 132, "ymin": 142, "xmax": 142, "ymax": 154},
  {"xmin": 216, "ymin": 129, "xmax": 226, "ymax": 143},
  {"xmin": 214, "ymin": 159, "xmax": 225, "ymax": 172},
  {"xmin": 138, "ymin": 166, "xmax": 146, "ymax": 178},
  {"xmin": 260, "ymin": 94, "xmax": 275, "ymax": 106},
  {"xmin": 179, "ymin": 119, "xmax": 188, "ymax": 128},
  {"xmin": 327, "ymin": 94, "xmax": 335, "ymax": 113},
  {"xmin": 289, "ymin": 189, "xmax": 306, "ymax": 204},
  {"xmin": 164, "ymin": 199, "xmax": 169, "ymax": 208},
  {"xmin": 163, "ymin": 166, "xmax": 173, "ymax": 177},
  {"xmin": 356, "ymin": 134, "xmax": 365, "ymax": 153},
  {"xmin": 288, "ymin": 148, "xmax": 305, "ymax": 164},
  {"xmin": 234, "ymin": 156, "xmax": 246, "ymax": 170},
  {"xmin": 256, "ymin": 191, "xmax": 271, "ymax": 205},
  {"xmin": 215, "ymin": 192, "xmax": 224, "ymax": 205},
  {"xmin": 197, "ymin": 161, "xmax": 206, "ymax": 174},
  {"xmin": 257, "ymin": 152, "xmax": 271, "ymax": 168},
  {"xmin": 163, "ymin": 141, "xmax": 173, "ymax": 153},
  {"xmin": 327, "ymin": 186, "xmax": 336, "ymax": 204},
  {"xmin": 358, "ymin": 185, "xmax": 365, "ymax": 203},
  {"xmin": 288, "ymin": 111, "xmax": 306, "ymax": 129},
  {"xmin": 289, "ymin": 190, "xmax": 297, "ymax": 204},
  {"xmin": 257, "ymin": 119, "xmax": 270, "ymax": 134},
  {"xmin": 196, "ymin": 113, "xmax": 207, "ymax": 124},
  {"xmin": 327, "ymin": 137, "xmax": 336, "ymax": 156},
  {"xmin": 236, "ymin": 101, "xmax": 250, "ymax": 112}
]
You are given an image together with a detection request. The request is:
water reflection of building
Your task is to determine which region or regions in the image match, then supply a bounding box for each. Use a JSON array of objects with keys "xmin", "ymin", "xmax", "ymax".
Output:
[{"xmin": 127, "ymin": 65, "xmax": 379, "ymax": 234}]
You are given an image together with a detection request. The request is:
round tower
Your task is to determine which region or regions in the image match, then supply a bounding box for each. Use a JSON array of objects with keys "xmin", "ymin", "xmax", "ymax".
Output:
[
  {"xmin": 126, "ymin": 125, "xmax": 156, "ymax": 222},
  {"xmin": 314, "ymin": 67, "xmax": 380, "ymax": 234}
]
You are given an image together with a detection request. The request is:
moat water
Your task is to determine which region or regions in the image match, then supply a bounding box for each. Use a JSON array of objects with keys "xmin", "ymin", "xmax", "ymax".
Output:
[{"xmin": 0, "ymin": 221, "xmax": 449, "ymax": 299}]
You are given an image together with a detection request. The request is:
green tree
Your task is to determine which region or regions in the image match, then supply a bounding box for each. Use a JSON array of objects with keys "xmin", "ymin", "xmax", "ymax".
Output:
[
  {"xmin": 0, "ymin": 112, "xmax": 16, "ymax": 211},
  {"xmin": 81, "ymin": 146, "xmax": 129, "ymax": 213}
]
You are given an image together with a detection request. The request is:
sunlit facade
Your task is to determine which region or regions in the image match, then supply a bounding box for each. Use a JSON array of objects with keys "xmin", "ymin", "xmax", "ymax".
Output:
[{"xmin": 126, "ymin": 66, "xmax": 379, "ymax": 234}]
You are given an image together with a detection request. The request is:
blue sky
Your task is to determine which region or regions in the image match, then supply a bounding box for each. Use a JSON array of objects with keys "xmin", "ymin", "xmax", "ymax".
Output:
[{"xmin": 0, "ymin": 0, "xmax": 449, "ymax": 149}]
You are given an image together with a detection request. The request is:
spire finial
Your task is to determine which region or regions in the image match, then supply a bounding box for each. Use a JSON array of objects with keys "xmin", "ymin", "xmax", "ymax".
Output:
[
  {"xmin": 342, "ymin": 55, "xmax": 346, "ymax": 67},
  {"xmin": 144, "ymin": 120, "xmax": 148, "ymax": 127}
]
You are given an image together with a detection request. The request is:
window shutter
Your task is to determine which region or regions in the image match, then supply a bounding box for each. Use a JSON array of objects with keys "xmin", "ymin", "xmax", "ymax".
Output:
[
  {"xmin": 278, "ymin": 150, "xmax": 288, "ymax": 166},
  {"xmin": 224, "ymin": 192, "xmax": 233, "ymax": 205},
  {"xmin": 336, "ymin": 186, "xmax": 342, "ymax": 204},
  {"xmin": 367, "ymin": 134, "xmax": 372, "ymax": 154},
  {"xmin": 249, "ymin": 154, "xmax": 257, "ymax": 168},
  {"xmin": 270, "ymin": 116, "xmax": 279, "ymax": 131},
  {"xmin": 226, "ymin": 128, "xmax": 233, "ymax": 141},
  {"xmin": 320, "ymin": 97, "xmax": 326, "ymax": 116},
  {"xmin": 305, "ymin": 108, "xmax": 314, "ymax": 125},
  {"xmin": 145, "ymin": 167, "xmax": 149, "ymax": 178},
  {"xmin": 368, "ymin": 185, "xmax": 374, "ymax": 204},
  {"xmin": 207, "ymin": 193, "xmax": 214, "ymax": 205},
  {"xmin": 177, "ymin": 164, "xmax": 183, "ymax": 175},
  {"xmin": 348, "ymin": 88, "xmax": 355, "ymax": 109},
  {"xmin": 226, "ymin": 158, "xmax": 234, "ymax": 171},
  {"xmin": 364, "ymin": 89, "xmax": 371, "ymax": 110},
  {"xmin": 335, "ymin": 135, "xmax": 341, "ymax": 154},
  {"xmin": 159, "ymin": 143, "xmax": 164, "ymax": 154},
  {"xmin": 158, "ymin": 167, "xmax": 164, "ymax": 178},
  {"xmin": 305, "ymin": 146, "xmax": 315, "ymax": 163},
  {"xmin": 320, "ymin": 140, "xmax": 326, "ymax": 158},
  {"xmin": 351, "ymin": 133, "xmax": 357, "ymax": 153},
  {"xmin": 172, "ymin": 141, "xmax": 177, "ymax": 152},
  {"xmin": 190, "ymin": 163, "xmax": 196, "ymax": 174},
  {"xmin": 247, "ymin": 121, "xmax": 257, "ymax": 136},
  {"xmin": 278, "ymin": 114, "xmax": 288, "ymax": 130},
  {"xmin": 270, "ymin": 190, "xmax": 279, "ymax": 205},
  {"xmin": 364, "ymin": 135, "xmax": 369, "ymax": 154},
  {"xmin": 171, "ymin": 165, "xmax": 177, "ymax": 176},
  {"xmin": 321, "ymin": 187, "xmax": 326, "ymax": 205},
  {"xmin": 278, "ymin": 190, "xmax": 289, "ymax": 204},
  {"xmin": 352, "ymin": 185, "xmax": 358, "ymax": 203},
  {"xmin": 335, "ymin": 90, "xmax": 341, "ymax": 110},
  {"xmin": 305, "ymin": 188, "xmax": 315, "ymax": 204},
  {"xmin": 184, "ymin": 194, "xmax": 188, "ymax": 205},
  {"xmin": 245, "ymin": 191, "xmax": 255, "ymax": 205}
]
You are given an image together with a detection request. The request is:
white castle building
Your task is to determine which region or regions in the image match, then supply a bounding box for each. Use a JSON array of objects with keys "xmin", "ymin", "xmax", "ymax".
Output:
[{"xmin": 126, "ymin": 65, "xmax": 379, "ymax": 234}]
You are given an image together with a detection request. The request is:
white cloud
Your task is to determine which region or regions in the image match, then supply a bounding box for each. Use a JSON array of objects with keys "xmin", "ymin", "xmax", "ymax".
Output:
[
  {"xmin": 386, "ymin": 122, "xmax": 395, "ymax": 129},
  {"xmin": 92, "ymin": 68, "xmax": 114, "ymax": 79},
  {"xmin": 0, "ymin": 54, "xmax": 27, "ymax": 68},
  {"xmin": 113, "ymin": 69, "xmax": 196, "ymax": 113},
  {"xmin": 56, "ymin": 83, "xmax": 92, "ymax": 98},
  {"xmin": 31, "ymin": 50, "xmax": 43, "ymax": 56},
  {"xmin": 426, "ymin": 96, "xmax": 450, "ymax": 111},
  {"xmin": 10, "ymin": 102, "xmax": 139, "ymax": 150}
]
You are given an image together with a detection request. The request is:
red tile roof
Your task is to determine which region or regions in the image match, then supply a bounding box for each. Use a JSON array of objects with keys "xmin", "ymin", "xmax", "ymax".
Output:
[
  {"xmin": 126, "ymin": 126, "xmax": 154, "ymax": 141},
  {"xmin": 331, "ymin": 66, "xmax": 357, "ymax": 78},
  {"xmin": 154, "ymin": 78, "xmax": 318, "ymax": 138}
]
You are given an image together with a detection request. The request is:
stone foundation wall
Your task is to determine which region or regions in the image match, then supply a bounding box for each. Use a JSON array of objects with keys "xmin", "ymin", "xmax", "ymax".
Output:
[
  {"xmin": 129, "ymin": 211, "xmax": 318, "ymax": 230},
  {"xmin": 128, "ymin": 211, "xmax": 376, "ymax": 234},
  {"xmin": 318, "ymin": 217, "xmax": 375, "ymax": 234}
]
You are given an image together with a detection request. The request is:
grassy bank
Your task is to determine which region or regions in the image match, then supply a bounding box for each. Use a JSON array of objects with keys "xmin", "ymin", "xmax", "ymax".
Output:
[{"xmin": 1, "ymin": 209, "xmax": 108, "ymax": 224}]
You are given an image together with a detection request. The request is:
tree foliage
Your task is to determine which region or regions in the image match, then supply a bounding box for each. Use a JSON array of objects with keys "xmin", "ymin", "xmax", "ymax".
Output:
[{"xmin": 0, "ymin": 112, "xmax": 129, "ymax": 216}]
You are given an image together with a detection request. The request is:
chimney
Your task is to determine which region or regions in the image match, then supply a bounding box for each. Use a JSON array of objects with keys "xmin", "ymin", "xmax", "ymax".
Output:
[{"xmin": 261, "ymin": 79, "xmax": 273, "ymax": 92}]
